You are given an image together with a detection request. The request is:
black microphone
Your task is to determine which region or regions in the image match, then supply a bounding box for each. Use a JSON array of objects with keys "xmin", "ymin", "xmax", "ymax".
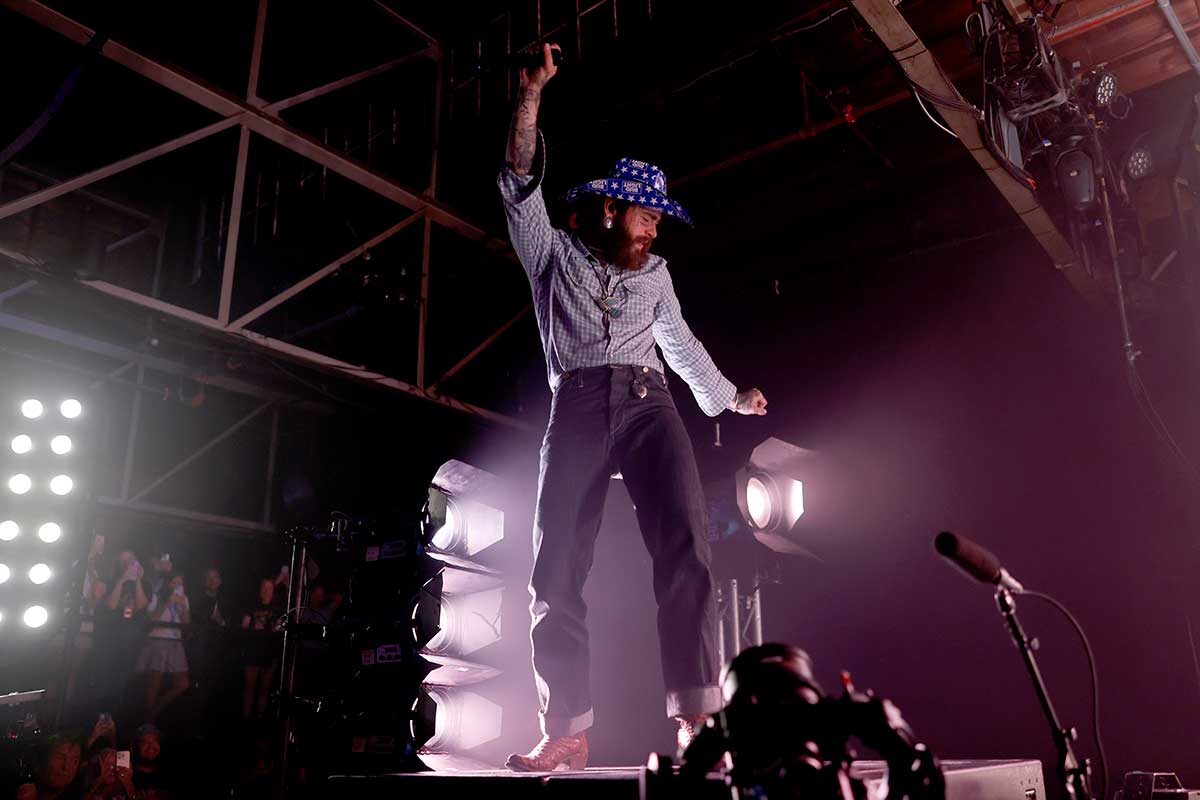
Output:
[
  {"xmin": 473, "ymin": 48, "xmax": 564, "ymax": 75},
  {"xmin": 934, "ymin": 531, "xmax": 1024, "ymax": 593}
]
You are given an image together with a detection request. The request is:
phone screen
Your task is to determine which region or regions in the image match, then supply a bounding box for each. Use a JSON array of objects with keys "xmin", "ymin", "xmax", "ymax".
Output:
[{"xmin": 116, "ymin": 751, "xmax": 130, "ymax": 770}]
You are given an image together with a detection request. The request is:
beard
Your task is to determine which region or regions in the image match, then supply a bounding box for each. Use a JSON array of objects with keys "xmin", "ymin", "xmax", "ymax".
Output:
[{"xmin": 604, "ymin": 230, "xmax": 653, "ymax": 271}]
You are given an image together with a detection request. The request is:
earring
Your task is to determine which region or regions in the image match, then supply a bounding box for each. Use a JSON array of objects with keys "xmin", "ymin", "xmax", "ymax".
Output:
[{"xmin": 602, "ymin": 216, "xmax": 614, "ymax": 230}]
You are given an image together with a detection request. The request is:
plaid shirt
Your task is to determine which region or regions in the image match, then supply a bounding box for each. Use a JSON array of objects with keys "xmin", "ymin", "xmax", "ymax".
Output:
[{"xmin": 498, "ymin": 159, "xmax": 736, "ymax": 417}]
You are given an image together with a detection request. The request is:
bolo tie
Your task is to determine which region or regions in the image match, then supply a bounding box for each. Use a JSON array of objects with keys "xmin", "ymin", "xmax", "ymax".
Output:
[{"xmin": 591, "ymin": 271, "xmax": 647, "ymax": 398}]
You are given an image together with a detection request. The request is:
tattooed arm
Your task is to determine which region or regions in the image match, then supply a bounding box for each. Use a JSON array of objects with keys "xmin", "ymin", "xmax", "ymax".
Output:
[
  {"xmin": 498, "ymin": 43, "xmax": 561, "ymax": 279},
  {"xmin": 505, "ymin": 43, "xmax": 559, "ymax": 174}
]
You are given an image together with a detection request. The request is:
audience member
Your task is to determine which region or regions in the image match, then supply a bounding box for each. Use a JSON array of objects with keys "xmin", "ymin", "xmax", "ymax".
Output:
[
  {"xmin": 130, "ymin": 724, "xmax": 170, "ymax": 800},
  {"xmin": 193, "ymin": 569, "xmax": 225, "ymax": 628},
  {"xmin": 14, "ymin": 735, "xmax": 83, "ymax": 800},
  {"xmin": 104, "ymin": 553, "xmax": 147, "ymax": 620},
  {"xmin": 136, "ymin": 576, "xmax": 191, "ymax": 720},
  {"xmin": 48, "ymin": 535, "xmax": 109, "ymax": 723},
  {"xmin": 93, "ymin": 552, "xmax": 148, "ymax": 721},
  {"xmin": 84, "ymin": 716, "xmax": 116, "ymax": 758},
  {"xmin": 144, "ymin": 551, "xmax": 174, "ymax": 601},
  {"xmin": 241, "ymin": 578, "xmax": 282, "ymax": 721},
  {"xmin": 81, "ymin": 749, "xmax": 134, "ymax": 800},
  {"xmin": 299, "ymin": 584, "xmax": 332, "ymax": 627}
]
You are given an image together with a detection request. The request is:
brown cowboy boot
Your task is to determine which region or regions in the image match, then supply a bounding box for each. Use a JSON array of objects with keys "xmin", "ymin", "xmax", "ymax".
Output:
[
  {"xmin": 675, "ymin": 714, "xmax": 709, "ymax": 755},
  {"xmin": 506, "ymin": 730, "xmax": 589, "ymax": 772}
]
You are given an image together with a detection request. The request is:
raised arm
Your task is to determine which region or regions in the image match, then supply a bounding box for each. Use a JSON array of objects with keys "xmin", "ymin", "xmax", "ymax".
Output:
[
  {"xmin": 505, "ymin": 44, "xmax": 558, "ymax": 174},
  {"xmin": 498, "ymin": 44, "xmax": 561, "ymax": 279}
]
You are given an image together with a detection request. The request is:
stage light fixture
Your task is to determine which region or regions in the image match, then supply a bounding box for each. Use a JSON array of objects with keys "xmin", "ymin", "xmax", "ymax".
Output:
[
  {"xmin": 8, "ymin": 474, "xmax": 32, "ymax": 495},
  {"xmin": 415, "ymin": 583, "xmax": 504, "ymax": 657},
  {"xmin": 22, "ymin": 606, "xmax": 47, "ymax": 628},
  {"xmin": 404, "ymin": 459, "xmax": 507, "ymax": 770},
  {"xmin": 10, "ymin": 435, "xmax": 32, "ymax": 455},
  {"xmin": 1125, "ymin": 146, "xmax": 1153, "ymax": 181},
  {"xmin": 60, "ymin": 399, "xmax": 82, "ymax": 419},
  {"xmin": 1081, "ymin": 68, "xmax": 1117, "ymax": 109},
  {"xmin": 423, "ymin": 460, "xmax": 505, "ymax": 557},
  {"xmin": 37, "ymin": 523, "xmax": 61, "ymax": 543},
  {"xmin": 20, "ymin": 400, "xmax": 43, "ymax": 419},
  {"xmin": 717, "ymin": 437, "xmax": 816, "ymax": 558},
  {"xmin": 0, "ymin": 521, "xmax": 17, "ymax": 541},
  {"xmin": 28, "ymin": 564, "xmax": 50, "ymax": 585},
  {"xmin": 49, "ymin": 436, "xmax": 72, "ymax": 455},
  {"xmin": 0, "ymin": 564, "xmax": 9, "ymax": 583},
  {"xmin": 49, "ymin": 475, "xmax": 73, "ymax": 495},
  {"xmin": 411, "ymin": 687, "xmax": 503, "ymax": 753}
]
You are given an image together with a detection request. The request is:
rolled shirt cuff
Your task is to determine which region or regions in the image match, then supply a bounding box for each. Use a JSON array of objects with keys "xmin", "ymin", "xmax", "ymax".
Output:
[
  {"xmin": 665, "ymin": 686, "xmax": 723, "ymax": 719},
  {"xmin": 541, "ymin": 707, "xmax": 594, "ymax": 737}
]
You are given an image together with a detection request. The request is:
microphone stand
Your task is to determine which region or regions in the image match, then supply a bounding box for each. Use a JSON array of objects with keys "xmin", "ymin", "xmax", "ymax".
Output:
[{"xmin": 995, "ymin": 588, "xmax": 1094, "ymax": 800}]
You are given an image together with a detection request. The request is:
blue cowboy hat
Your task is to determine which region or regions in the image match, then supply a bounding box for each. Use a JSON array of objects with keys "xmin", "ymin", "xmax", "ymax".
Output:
[{"xmin": 565, "ymin": 157, "xmax": 693, "ymax": 226}]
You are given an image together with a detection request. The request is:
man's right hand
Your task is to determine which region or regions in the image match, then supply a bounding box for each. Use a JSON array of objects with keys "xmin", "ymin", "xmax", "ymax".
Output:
[{"xmin": 520, "ymin": 43, "xmax": 560, "ymax": 91}]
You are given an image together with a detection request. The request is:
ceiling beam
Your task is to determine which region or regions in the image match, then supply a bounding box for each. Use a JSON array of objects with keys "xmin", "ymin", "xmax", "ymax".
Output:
[
  {"xmin": 78, "ymin": 279, "xmax": 536, "ymax": 432},
  {"xmin": 0, "ymin": 0, "xmax": 503, "ymax": 247},
  {"xmin": 850, "ymin": 0, "xmax": 1099, "ymax": 302},
  {"xmin": 0, "ymin": 305, "xmax": 333, "ymax": 413}
]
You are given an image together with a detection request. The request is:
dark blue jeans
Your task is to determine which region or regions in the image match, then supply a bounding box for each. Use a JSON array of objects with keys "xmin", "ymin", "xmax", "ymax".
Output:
[{"xmin": 530, "ymin": 365, "xmax": 721, "ymax": 736}]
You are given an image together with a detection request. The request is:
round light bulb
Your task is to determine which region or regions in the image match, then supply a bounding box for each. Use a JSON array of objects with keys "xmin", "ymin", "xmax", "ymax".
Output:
[
  {"xmin": 22, "ymin": 606, "xmax": 48, "ymax": 628},
  {"xmin": 28, "ymin": 564, "xmax": 51, "ymax": 585},
  {"xmin": 37, "ymin": 523, "xmax": 61, "ymax": 543},
  {"xmin": 20, "ymin": 400, "xmax": 43, "ymax": 419},
  {"xmin": 746, "ymin": 476, "xmax": 773, "ymax": 529},
  {"xmin": 0, "ymin": 521, "xmax": 17, "ymax": 541},
  {"xmin": 60, "ymin": 399, "xmax": 82, "ymax": 419},
  {"xmin": 8, "ymin": 474, "xmax": 32, "ymax": 495},
  {"xmin": 50, "ymin": 435, "xmax": 72, "ymax": 455},
  {"xmin": 49, "ymin": 475, "xmax": 73, "ymax": 496},
  {"xmin": 10, "ymin": 435, "xmax": 32, "ymax": 455}
]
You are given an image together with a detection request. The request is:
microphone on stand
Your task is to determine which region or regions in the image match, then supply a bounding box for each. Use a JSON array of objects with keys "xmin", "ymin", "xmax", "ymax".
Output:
[
  {"xmin": 473, "ymin": 48, "xmax": 564, "ymax": 75},
  {"xmin": 933, "ymin": 531, "xmax": 1024, "ymax": 593}
]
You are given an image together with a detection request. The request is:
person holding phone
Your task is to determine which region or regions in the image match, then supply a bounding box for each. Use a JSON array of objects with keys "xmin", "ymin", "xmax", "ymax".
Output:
[
  {"xmin": 135, "ymin": 574, "xmax": 191, "ymax": 720},
  {"xmin": 498, "ymin": 44, "xmax": 768, "ymax": 770},
  {"xmin": 81, "ymin": 747, "xmax": 136, "ymax": 800}
]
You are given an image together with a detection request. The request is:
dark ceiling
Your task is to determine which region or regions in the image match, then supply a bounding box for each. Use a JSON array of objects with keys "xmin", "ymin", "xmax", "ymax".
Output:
[{"xmin": 0, "ymin": 0, "xmax": 1194, "ymax": 422}]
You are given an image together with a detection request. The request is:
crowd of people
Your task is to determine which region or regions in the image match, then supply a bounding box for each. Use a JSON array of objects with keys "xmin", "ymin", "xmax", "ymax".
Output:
[{"xmin": 2, "ymin": 531, "xmax": 346, "ymax": 799}]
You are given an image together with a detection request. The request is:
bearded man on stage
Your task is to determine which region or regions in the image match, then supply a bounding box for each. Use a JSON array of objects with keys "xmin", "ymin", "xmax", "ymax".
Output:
[{"xmin": 498, "ymin": 43, "xmax": 769, "ymax": 771}]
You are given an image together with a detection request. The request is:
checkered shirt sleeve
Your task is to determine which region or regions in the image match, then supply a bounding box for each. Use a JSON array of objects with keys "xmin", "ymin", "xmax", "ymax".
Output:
[
  {"xmin": 653, "ymin": 269, "xmax": 737, "ymax": 417},
  {"xmin": 497, "ymin": 152, "xmax": 557, "ymax": 280}
]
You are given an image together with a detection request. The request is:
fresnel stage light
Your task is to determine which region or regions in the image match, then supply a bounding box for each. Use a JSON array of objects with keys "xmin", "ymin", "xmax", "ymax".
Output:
[{"xmin": 409, "ymin": 460, "xmax": 506, "ymax": 769}]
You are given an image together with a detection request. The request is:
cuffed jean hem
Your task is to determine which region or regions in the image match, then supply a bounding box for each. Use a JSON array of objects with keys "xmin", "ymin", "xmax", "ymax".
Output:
[
  {"xmin": 665, "ymin": 686, "xmax": 723, "ymax": 719},
  {"xmin": 541, "ymin": 707, "xmax": 594, "ymax": 737}
]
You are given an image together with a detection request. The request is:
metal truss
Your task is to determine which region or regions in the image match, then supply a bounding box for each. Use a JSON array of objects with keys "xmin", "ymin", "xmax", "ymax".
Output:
[
  {"xmin": 0, "ymin": 0, "xmax": 536, "ymax": 431},
  {"xmin": 448, "ymin": 0, "xmax": 655, "ymax": 118},
  {"xmin": 849, "ymin": 0, "xmax": 1095, "ymax": 301}
]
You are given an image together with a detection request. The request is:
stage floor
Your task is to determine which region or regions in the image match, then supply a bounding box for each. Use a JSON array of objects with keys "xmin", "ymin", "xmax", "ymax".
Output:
[{"xmin": 329, "ymin": 758, "xmax": 1045, "ymax": 800}]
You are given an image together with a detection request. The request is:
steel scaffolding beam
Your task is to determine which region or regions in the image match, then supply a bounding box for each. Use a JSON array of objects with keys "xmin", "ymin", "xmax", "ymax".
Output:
[
  {"xmin": 850, "ymin": 0, "xmax": 1097, "ymax": 300},
  {"xmin": 0, "ymin": 0, "xmax": 534, "ymax": 429}
]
